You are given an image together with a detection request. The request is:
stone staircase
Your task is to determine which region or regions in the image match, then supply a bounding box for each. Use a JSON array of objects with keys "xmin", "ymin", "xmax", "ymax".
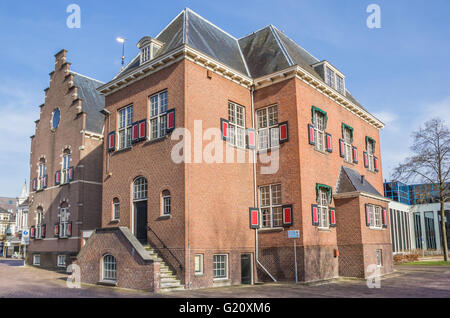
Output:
[{"xmin": 144, "ymin": 246, "xmax": 185, "ymax": 292}]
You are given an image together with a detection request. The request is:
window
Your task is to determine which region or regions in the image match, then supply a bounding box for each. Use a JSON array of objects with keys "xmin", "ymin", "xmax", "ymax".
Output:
[
  {"xmin": 213, "ymin": 254, "xmax": 228, "ymax": 279},
  {"xmin": 57, "ymin": 255, "xmax": 66, "ymax": 267},
  {"xmin": 367, "ymin": 138, "xmax": 376, "ymax": 172},
  {"xmin": 260, "ymin": 184, "xmax": 282, "ymax": 228},
  {"xmin": 376, "ymin": 249, "xmax": 383, "ymax": 267},
  {"xmin": 313, "ymin": 111, "xmax": 326, "ymax": 152},
  {"xmin": 336, "ymin": 75, "xmax": 344, "ymax": 94},
  {"xmin": 61, "ymin": 149, "xmax": 71, "ymax": 184},
  {"xmin": 38, "ymin": 159, "xmax": 46, "ymax": 190},
  {"xmin": 343, "ymin": 126, "xmax": 353, "ymax": 163},
  {"xmin": 133, "ymin": 177, "xmax": 148, "ymax": 201},
  {"xmin": 162, "ymin": 190, "xmax": 171, "ymax": 215},
  {"xmin": 149, "ymin": 91, "xmax": 168, "ymax": 140},
  {"xmin": 118, "ymin": 105, "xmax": 133, "ymax": 150},
  {"xmin": 141, "ymin": 45, "xmax": 151, "ymax": 64},
  {"xmin": 228, "ymin": 102, "xmax": 246, "ymax": 148},
  {"xmin": 36, "ymin": 208, "xmax": 43, "ymax": 239},
  {"xmin": 318, "ymin": 188, "xmax": 329, "ymax": 229},
  {"xmin": 113, "ymin": 198, "xmax": 120, "ymax": 220},
  {"xmin": 325, "ymin": 66, "xmax": 335, "ymax": 87},
  {"xmin": 194, "ymin": 254, "xmax": 204, "ymax": 275},
  {"xmin": 102, "ymin": 254, "xmax": 117, "ymax": 282},
  {"xmin": 368, "ymin": 205, "xmax": 382, "ymax": 229},
  {"xmin": 59, "ymin": 205, "xmax": 70, "ymax": 238},
  {"xmin": 256, "ymin": 105, "xmax": 279, "ymax": 150},
  {"xmin": 33, "ymin": 255, "xmax": 40, "ymax": 266},
  {"xmin": 52, "ymin": 108, "xmax": 61, "ymax": 130}
]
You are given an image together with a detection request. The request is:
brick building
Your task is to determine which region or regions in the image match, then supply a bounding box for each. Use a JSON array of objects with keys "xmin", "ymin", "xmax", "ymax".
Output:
[
  {"xmin": 27, "ymin": 50, "xmax": 104, "ymax": 269},
  {"xmin": 76, "ymin": 8, "xmax": 392, "ymax": 291}
]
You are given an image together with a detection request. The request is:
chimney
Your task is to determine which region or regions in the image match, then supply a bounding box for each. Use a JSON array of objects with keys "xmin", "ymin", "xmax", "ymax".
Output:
[{"xmin": 361, "ymin": 175, "xmax": 365, "ymax": 184}]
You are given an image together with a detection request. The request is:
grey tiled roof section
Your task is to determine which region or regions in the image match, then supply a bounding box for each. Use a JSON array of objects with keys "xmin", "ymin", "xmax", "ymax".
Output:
[
  {"xmin": 338, "ymin": 166, "xmax": 382, "ymax": 197},
  {"xmin": 239, "ymin": 27, "xmax": 291, "ymax": 78},
  {"xmin": 71, "ymin": 72, "xmax": 105, "ymax": 134},
  {"xmin": 155, "ymin": 11, "xmax": 185, "ymax": 57}
]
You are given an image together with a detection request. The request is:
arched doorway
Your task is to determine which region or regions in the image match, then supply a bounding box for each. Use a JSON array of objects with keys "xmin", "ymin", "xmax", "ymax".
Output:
[{"xmin": 133, "ymin": 177, "xmax": 148, "ymax": 244}]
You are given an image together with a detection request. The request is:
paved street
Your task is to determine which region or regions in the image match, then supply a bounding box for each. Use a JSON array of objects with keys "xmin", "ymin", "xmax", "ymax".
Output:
[{"xmin": 1, "ymin": 260, "xmax": 449, "ymax": 298}]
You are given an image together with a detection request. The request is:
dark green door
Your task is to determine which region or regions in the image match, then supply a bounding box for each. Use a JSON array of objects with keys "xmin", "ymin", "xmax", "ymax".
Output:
[{"xmin": 241, "ymin": 254, "xmax": 252, "ymax": 284}]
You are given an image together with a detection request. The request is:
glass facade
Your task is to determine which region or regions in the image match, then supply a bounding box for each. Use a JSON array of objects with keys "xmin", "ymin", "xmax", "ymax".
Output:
[{"xmin": 384, "ymin": 181, "xmax": 449, "ymax": 206}]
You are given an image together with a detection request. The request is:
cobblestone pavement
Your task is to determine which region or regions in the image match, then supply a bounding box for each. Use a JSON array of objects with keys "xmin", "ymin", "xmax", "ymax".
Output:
[{"xmin": 1, "ymin": 261, "xmax": 450, "ymax": 298}]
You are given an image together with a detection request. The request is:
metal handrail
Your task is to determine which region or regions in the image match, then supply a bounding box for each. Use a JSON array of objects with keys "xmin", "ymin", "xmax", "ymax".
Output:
[{"xmin": 147, "ymin": 225, "xmax": 183, "ymax": 270}]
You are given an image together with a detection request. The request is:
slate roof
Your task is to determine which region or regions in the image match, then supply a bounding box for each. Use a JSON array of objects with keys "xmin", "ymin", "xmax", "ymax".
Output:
[
  {"xmin": 336, "ymin": 166, "xmax": 382, "ymax": 197},
  {"xmin": 113, "ymin": 8, "xmax": 367, "ymax": 111},
  {"xmin": 71, "ymin": 71, "xmax": 105, "ymax": 134}
]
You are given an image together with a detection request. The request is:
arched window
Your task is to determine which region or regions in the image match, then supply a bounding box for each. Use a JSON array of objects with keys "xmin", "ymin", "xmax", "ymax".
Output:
[
  {"xmin": 102, "ymin": 254, "xmax": 117, "ymax": 282},
  {"xmin": 133, "ymin": 177, "xmax": 148, "ymax": 201},
  {"xmin": 38, "ymin": 158, "xmax": 46, "ymax": 190},
  {"xmin": 112, "ymin": 198, "xmax": 120, "ymax": 220},
  {"xmin": 59, "ymin": 202, "xmax": 70, "ymax": 238},
  {"xmin": 162, "ymin": 190, "xmax": 171, "ymax": 215},
  {"xmin": 62, "ymin": 149, "xmax": 71, "ymax": 184},
  {"xmin": 36, "ymin": 207, "xmax": 44, "ymax": 239},
  {"xmin": 52, "ymin": 108, "xmax": 61, "ymax": 130}
]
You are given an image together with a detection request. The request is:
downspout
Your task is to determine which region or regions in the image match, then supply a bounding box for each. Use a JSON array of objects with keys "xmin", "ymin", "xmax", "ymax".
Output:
[{"xmin": 251, "ymin": 85, "xmax": 276, "ymax": 282}]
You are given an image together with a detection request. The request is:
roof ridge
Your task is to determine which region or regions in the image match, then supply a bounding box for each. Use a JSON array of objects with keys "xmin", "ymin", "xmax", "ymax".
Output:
[
  {"xmin": 239, "ymin": 25, "xmax": 272, "ymax": 40},
  {"xmin": 269, "ymin": 25, "xmax": 294, "ymax": 66},
  {"xmin": 271, "ymin": 25, "xmax": 320, "ymax": 63},
  {"xmin": 155, "ymin": 9, "xmax": 186, "ymax": 40},
  {"xmin": 186, "ymin": 8, "xmax": 239, "ymax": 41},
  {"xmin": 70, "ymin": 71, "xmax": 104, "ymax": 84}
]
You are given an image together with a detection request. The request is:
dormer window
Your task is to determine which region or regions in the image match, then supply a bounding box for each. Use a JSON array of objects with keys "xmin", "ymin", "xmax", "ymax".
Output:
[
  {"xmin": 313, "ymin": 61, "xmax": 345, "ymax": 95},
  {"xmin": 137, "ymin": 36, "xmax": 164, "ymax": 65}
]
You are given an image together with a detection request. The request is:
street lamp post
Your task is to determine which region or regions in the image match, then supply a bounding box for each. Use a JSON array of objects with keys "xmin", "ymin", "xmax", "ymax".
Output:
[{"xmin": 116, "ymin": 37, "xmax": 127, "ymax": 69}]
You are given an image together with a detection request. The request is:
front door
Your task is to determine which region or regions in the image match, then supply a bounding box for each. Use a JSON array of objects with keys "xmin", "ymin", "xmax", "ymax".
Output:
[
  {"xmin": 135, "ymin": 201, "xmax": 148, "ymax": 244},
  {"xmin": 241, "ymin": 254, "xmax": 252, "ymax": 285}
]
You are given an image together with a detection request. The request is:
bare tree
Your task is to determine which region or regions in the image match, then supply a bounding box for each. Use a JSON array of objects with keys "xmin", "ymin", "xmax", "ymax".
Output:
[{"xmin": 393, "ymin": 118, "xmax": 450, "ymax": 262}]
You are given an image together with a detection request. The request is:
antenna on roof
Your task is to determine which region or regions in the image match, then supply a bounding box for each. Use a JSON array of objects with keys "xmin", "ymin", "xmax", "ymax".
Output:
[{"xmin": 116, "ymin": 37, "xmax": 127, "ymax": 70}]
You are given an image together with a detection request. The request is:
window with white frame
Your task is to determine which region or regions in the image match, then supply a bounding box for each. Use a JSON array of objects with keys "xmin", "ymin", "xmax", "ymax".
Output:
[
  {"xmin": 59, "ymin": 206, "xmax": 69, "ymax": 238},
  {"xmin": 213, "ymin": 254, "xmax": 228, "ymax": 279},
  {"xmin": 343, "ymin": 126, "xmax": 353, "ymax": 163},
  {"xmin": 256, "ymin": 105, "xmax": 279, "ymax": 150},
  {"xmin": 313, "ymin": 111, "xmax": 326, "ymax": 152},
  {"xmin": 367, "ymin": 138, "xmax": 376, "ymax": 172},
  {"xmin": 162, "ymin": 190, "xmax": 171, "ymax": 215},
  {"xmin": 102, "ymin": 254, "xmax": 117, "ymax": 282},
  {"xmin": 369, "ymin": 205, "xmax": 382, "ymax": 229},
  {"xmin": 141, "ymin": 45, "xmax": 151, "ymax": 64},
  {"xmin": 318, "ymin": 188, "xmax": 330, "ymax": 229},
  {"xmin": 36, "ymin": 208, "xmax": 43, "ymax": 239},
  {"xmin": 113, "ymin": 198, "xmax": 120, "ymax": 221},
  {"xmin": 149, "ymin": 91, "xmax": 168, "ymax": 140},
  {"xmin": 324, "ymin": 65, "xmax": 345, "ymax": 94},
  {"xmin": 376, "ymin": 249, "xmax": 383, "ymax": 267},
  {"xmin": 118, "ymin": 105, "xmax": 133, "ymax": 150},
  {"xmin": 325, "ymin": 66, "xmax": 335, "ymax": 87},
  {"xmin": 33, "ymin": 254, "xmax": 40, "ymax": 266},
  {"xmin": 133, "ymin": 177, "xmax": 148, "ymax": 201},
  {"xmin": 336, "ymin": 75, "xmax": 344, "ymax": 94},
  {"xmin": 57, "ymin": 255, "xmax": 66, "ymax": 267},
  {"xmin": 38, "ymin": 159, "xmax": 46, "ymax": 190},
  {"xmin": 61, "ymin": 149, "xmax": 71, "ymax": 184},
  {"xmin": 194, "ymin": 254, "xmax": 204, "ymax": 275},
  {"xmin": 260, "ymin": 184, "xmax": 282, "ymax": 228},
  {"xmin": 228, "ymin": 102, "xmax": 246, "ymax": 148}
]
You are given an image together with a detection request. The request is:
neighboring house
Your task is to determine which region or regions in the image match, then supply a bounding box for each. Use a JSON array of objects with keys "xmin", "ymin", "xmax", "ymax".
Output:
[
  {"xmin": 76, "ymin": 8, "xmax": 391, "ymax": 292},
  {"xmin": 15, "ymin": 181, "xmax": 29, "ymax": 234},
  {"xmin": 27, "ymin": 50, "xmax": 104, "ymax": 269},
  {"xmin": 0, "ymin": 208, "xmax": 12, "ymax": 237},
  {"xmin": 385, "ymin": 181, "xmax": 450, "ymax": 254}
]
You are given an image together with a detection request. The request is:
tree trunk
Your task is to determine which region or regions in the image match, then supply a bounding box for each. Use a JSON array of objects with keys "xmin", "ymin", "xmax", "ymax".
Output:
[{"xmin": 441, "ymin": 200, "xmax": 449, "ymax": 262}]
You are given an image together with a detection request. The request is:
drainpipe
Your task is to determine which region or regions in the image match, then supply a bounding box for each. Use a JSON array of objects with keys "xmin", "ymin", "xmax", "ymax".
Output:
[{"xmin": 251, "ymin": 85, "xmax": 276, "ymax": 282}]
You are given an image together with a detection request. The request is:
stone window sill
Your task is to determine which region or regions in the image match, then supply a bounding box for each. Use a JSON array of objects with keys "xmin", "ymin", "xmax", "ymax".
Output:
[
  {"xmin": 157, "ymin": 215, "xmax": 171, "ymax": 221},
  {"xmin": 258, "ymin": 227, "xmax": 284, "ymax": 233}
]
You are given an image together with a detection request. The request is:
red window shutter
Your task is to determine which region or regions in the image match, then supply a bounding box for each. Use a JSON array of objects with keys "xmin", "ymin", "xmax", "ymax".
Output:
[
  {"xmin": 131, "ymin": 122, "xmax": 139, "ymax": 143},
  {"xmin": 43, "ymin": 175, "xmax": 48, "ymax": 189},
  {"xmin": 41, "ymin": 224, "xmax": 46, "ymax": 238},
  {"xmin": 246, "ymin": 129, "xmax": 256, "ymax": 150},
  {"xmin": 108, "ymin": 132, "xmax": 116, "ymax": 152},
  {"xmin": 67, "ymin": 222, "xmax": 72, "ymax": 237},
  {"xmin": 221, "ymin": 118, "xmax": 229, "ymax": 141},
  {"xmin": 308, "ymin": 124, "xmax": 315, "ymax": 145},
  {"xmin": 365, "ymin": 204, "xmax": 371, "ymax": 227},
  {"xmin": 167, "ymin": 109, "xmax": 176, "ymax": 133},
  {"xmin": 363, "ymin": 152, "xmax": 369, "ymax": 168},
  {"xmin": 352, "ymin": 146, "xmax": 358, "ymax": 164},
  {"xmin": 55, "ymin": 171, "xmax": 61, "ymax": 185},
  {"xmin": 30, "ymin": 226, "xmax": 35, "ymax": 239},
  {"xmin": 329, "ymin": 208, "xmax": 337, "ymax": 227},
  {"xmin": 54, "ymin": 224, "xmax": 59, "ymax": 238},
  {"xmin": 382, "ymin": 208, "xmax": 388, "ymax": 228},
  {"xmin": 32, "ymin": 178, "xmax": 37, "ymax": 191},
  {"xmin": 311, "ymin": 204, "xmax": 319, "ymax": 226},
  {"xmin": 326, "ymin": 133, "xmax": 333, "ymax": 153},
  {"xmin": 374, "ymin": 157, "xmax": 379, "ymax": 172},
  {"xmin": 279, "ymin": 122, "xmax": 289, "ymax": 144},
  {"xmin": 283, "ymin": 205, "xmax": 293, "ymax": 227},
  {"xmin": 68, "ymin": 167, "xmax": 74, "ymax": 182},
  {"xmin": 339, "ymin": 139, "xmax": 345, "ymax": 158},
  {"xmin": 139, "ymin": 120, "xmax": 147, "ymax": 140},
  {"xmin": 249, "ymin": 208, "xmax": 260, "ymax": 229}
]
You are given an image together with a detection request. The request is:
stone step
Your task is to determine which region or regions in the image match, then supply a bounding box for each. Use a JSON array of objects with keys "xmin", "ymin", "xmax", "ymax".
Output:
[
  {"xmin": 161, "ymin": 277, "xmax": 179, "ymax": 284},
  {"xmin": 160, "ymin": 285, "xmax": 185, "ymax": 293},
  {"xmin": 161, "ymin": 281, "xmax": 182, "ymax": 288}
]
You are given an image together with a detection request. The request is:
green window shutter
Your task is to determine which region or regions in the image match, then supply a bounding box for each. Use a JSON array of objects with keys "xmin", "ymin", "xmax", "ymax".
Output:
[
  {"xmin": 315, "ymin": 183, "xmax": 333, "ymax": 203},
  {"xmin": 311, "ymin": 106, "xmax": 328, "ymax": 128},
  {"xmin": 342, "ymin": 123, "xmax": 354, "ymax": 143}
]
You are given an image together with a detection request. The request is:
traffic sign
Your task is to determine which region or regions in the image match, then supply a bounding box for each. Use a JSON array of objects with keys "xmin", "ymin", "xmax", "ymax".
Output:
[
  {"xmin": 288, "ymin": 230, "xmax": 300, "ymax": 239},
  {"xmin": 21, "ymin": 229, "xmax": 29, "ymax": 245}
]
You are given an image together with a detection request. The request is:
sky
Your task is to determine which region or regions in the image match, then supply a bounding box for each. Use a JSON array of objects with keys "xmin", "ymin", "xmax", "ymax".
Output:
[{"xmin": 0, "ymin": 0, "xmax": 449, "ymax": 197}]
